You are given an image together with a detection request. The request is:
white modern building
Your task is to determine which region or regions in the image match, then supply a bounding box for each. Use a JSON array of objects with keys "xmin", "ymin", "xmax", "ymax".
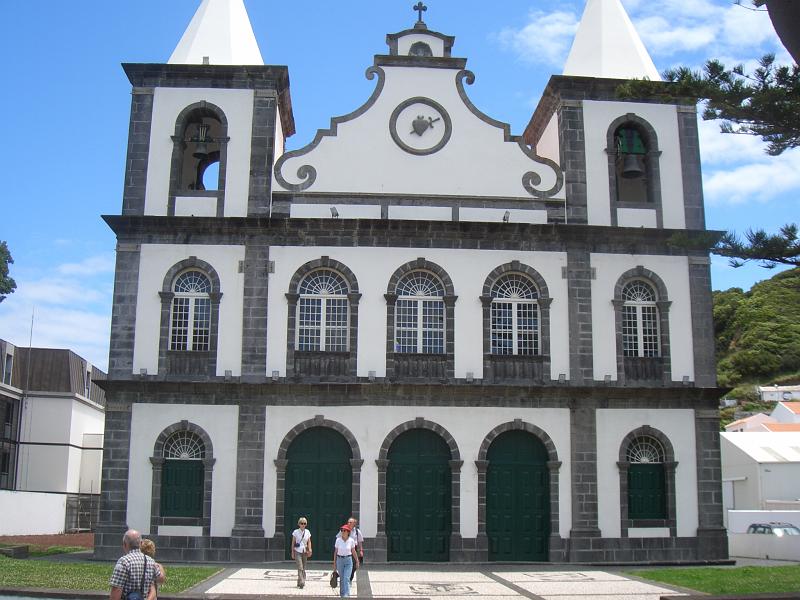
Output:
[
  {"xmin": 758, "ymin": 385, "xmax": 800, "ymax": 403},
  {"xmin": 0, "ymin": 338, "xmax": 105, "ymax": 534},
  {"xmin": 721, "ymin": 432, "xmax": 800, "ymax": 513},
  {"xmin": 95, "ymin": 0, "xmax": 727, "ymax": 563}
]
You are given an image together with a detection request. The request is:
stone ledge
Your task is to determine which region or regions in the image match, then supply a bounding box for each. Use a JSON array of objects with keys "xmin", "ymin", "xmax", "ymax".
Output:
[{"xmin": 0, "ymin": 545, "xmax": 29, "ymax": 558}]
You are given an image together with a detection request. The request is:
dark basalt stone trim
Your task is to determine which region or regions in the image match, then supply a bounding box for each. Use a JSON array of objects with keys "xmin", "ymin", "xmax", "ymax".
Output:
[
  {"xmin": 375, "ymin": 55, "xmax": 465, "ymax": 69},
  {"xmin": 97, "ymin": 378, "xmax": 726, "ymax": 407},
  {"xmin": 102, "ymin": 215, "xmax": 724, "ymax": 255},
  {"xmin": 386, "ymin": 29, "xmax": 455, "ymax": 56},
  {"xmin": 524, "ymin": 75, "xmax": 693, "ymax": 145},
  {"xmin": 456, "ymin": 70, "xmax": 564, "ymax": 199},
  {"xmin": 273, "ymin": 67, "xmax": 385, "ymax": 192},
  {"xmin": 122, "ymin": 63, "xmax": 295, "ymax": 137},
  {"xmin": 274, "ymin": 191, "xmax": 565, "ymax": 206}
]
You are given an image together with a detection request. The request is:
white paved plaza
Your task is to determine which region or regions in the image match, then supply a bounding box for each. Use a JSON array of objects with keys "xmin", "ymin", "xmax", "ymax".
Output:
[{"xmin": 203, "ymin": 567, "xmax": 686, "ymax": 599}]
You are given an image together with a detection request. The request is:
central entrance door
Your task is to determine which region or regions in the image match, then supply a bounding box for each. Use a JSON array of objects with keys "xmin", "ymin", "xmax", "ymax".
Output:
[
  {"xmin": 284, "ymin": 427, "xmax": 352, "ymax": 559},
  {"xmin": 486, "ymin": 429, "xmax": 550, "ymax": 561},
  {"xmin": 387, "ymin": 428, "xmax": 451, "ymax": 561}
]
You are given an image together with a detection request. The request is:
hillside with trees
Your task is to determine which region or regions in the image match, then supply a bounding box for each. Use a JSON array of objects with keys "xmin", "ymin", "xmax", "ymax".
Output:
[{"xmin": 714, "ymin": 267, "xmax": 800, "ymax": 405}]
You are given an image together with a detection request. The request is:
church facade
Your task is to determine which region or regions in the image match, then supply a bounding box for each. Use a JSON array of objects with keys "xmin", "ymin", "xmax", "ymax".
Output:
[{"xmin": 95, "ymin": 0, "xmax": 728, "ymax": 563}]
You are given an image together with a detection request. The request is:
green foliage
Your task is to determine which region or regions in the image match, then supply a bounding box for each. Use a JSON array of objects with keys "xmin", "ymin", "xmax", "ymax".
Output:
[
  {"xmin": 0, "ymin": 555, "xmax": 220, "ymax": 592},
  {"xmin": 617, "ymin": 55, "xmax": 800, "ymax": 155},
  {"xmin": 716, "ymin": 223, "xmax": 800, "ymax": 268},
  {"xmin": 631, "ymin": 565, "xmax": 800, "ymax": 594},
  {"xmin": 714, "ymin": 268, "xmax": 800, "ymax": 386},
  {"xmin": 0, "ymin": 240, "xmax": 16, "ymax": 303}
]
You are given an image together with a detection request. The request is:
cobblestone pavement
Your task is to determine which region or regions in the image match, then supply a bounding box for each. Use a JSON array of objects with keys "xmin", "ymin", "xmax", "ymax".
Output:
[{"xmin": 202, "ymin": 567, "xmax": 687, "ymax": 599}]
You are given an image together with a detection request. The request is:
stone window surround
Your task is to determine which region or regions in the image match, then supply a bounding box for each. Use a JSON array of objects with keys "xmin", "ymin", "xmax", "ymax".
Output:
[
  {"xmin": 475, "ymin": 419, "xmax": 562, "ymax": 560},
  {"xmin": 375, "ymin": 418, "xmax": 463, "ymax": 555},
  {"xmin": 605, "ymin": 113, "xmax": 664, "ymax": 228},
  {"xmin": 149, "ymin": 420, "xmax": 215, "ymax": 536},
  {"xmin": 285, "ymin": 257, "xmax": 361, "ymax": 379},
  {"xmin": 168, "ymin": 101, "xmax": 230, "ymax": 217},
  {"xmin": 480, "ymin": 261, "xmax": 553, "ymax": 381},
  {"xmin": 612, "ymin": 266, "xmax": 672, "ymax": 384},
  {"xmin": 616, "ymin": 425, "xmax": 678, "ymax": 537},
  {"xmin": 157, "ymin": 257, "xmax": 222, "ymax": 378},
  {"xmin": 385, "ymin": 258, "xmax": 457, "ymax": 381},
  {"xmin": 272, "ymin": 415, "xmax": 362, "ymax": 543}
]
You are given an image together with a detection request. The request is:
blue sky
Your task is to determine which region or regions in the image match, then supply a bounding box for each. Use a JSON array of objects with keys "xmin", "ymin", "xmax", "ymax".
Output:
[{"xmin": 0, "ymin": 0, "xmax": 796, "ymax": 370}]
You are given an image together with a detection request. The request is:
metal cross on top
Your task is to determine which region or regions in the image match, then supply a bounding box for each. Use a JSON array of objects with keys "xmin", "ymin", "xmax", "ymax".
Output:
[{"xmin": 413, "ymin": 2, "xmax": 427, "ymax": 23}]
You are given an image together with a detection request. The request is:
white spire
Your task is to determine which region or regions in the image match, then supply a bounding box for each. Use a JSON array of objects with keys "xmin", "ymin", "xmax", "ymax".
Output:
[
  {"xmin": 168, "ymin": 0, "xmax": 264, "ymax": 66},
  {"xmin": 563, "ymin": 0, "xmax": 660, "ymax": 80}
]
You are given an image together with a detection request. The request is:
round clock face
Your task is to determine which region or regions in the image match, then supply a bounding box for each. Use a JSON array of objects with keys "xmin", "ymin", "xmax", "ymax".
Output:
[{"xmin": 389, "ymin": 97, "xmax": 452, "ymax": 155}]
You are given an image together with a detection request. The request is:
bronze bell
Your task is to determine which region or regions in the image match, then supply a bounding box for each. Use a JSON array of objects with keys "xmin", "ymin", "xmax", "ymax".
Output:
[
  {"xmin": 191, "ymin": 123, "xmax": 210, "ymax": 159},
  {"xmin": 621, "ymin": 153, "xmax": 645, "ymax": 179},
  {"xmin": 192, "ymin": 141, "xmax": 209, "ymax": 159}
]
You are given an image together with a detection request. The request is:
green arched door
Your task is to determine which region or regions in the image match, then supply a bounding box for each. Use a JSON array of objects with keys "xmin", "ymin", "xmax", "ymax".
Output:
[
  {"xmin": 487, "ymin": 430, "xmax": 550, "ymax": 561},
  {"xmin": 284, "ymin": 427, "xmax": 352, "ymax": 559},
  {"xmin": 387, "ymin": 428, "xmax": 451, "ymax": 561}
]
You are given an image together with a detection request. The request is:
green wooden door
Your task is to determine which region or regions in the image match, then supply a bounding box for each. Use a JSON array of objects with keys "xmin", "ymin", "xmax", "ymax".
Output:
[
  {"xmin": 387, "ymin": 429, "xmax": 451, "ymax": 561},
  {"xmin": 628, "ymin": 463, "xmax": 666, "ymax": 519},
  {"xmin": 486, "ymin": 430, "xmax": 549, "ymax": 561},
  {"xmin": 162, "ymin": 459, "xmax": 203, "ymax": 517},
  {"xmin": 284, "ymin": 427, "xmax": 352, "ymax": 560}
]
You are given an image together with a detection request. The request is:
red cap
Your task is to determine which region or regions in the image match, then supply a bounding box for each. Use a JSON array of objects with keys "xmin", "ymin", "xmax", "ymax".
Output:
[{"xmin": 340, "ymin": 524, "xmax": 352, "ymax": 532}]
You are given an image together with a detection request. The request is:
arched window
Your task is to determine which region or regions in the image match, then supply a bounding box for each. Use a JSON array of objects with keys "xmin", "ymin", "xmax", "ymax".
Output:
[
  {"xmin": 161, "ymin": 430, "xmax": 206, "ymax": 518},
  {"xmin": 621, "ymin": 280, "xmax": 659, "ymax": 358},
  {"xmin": 614, "ymin": 124, "xmax": 648, "ymax": 203},
  {"xmin": 297, "ymin": 269, "xmax": 349, "ymax": 352},
  {"xmin": 626, "ymin": 435, "xmax": 667, "ymax": 520},
  {"xmin": 395, "ymin": 271, "xmax": 445, "ymax": 354},
  {"xmin": 170, "ymin": 270, "xmax": 212, "ymax": 352},
  {"xmin": 490, "ymin": 274, "xmax": 540, "ymax": 355}
]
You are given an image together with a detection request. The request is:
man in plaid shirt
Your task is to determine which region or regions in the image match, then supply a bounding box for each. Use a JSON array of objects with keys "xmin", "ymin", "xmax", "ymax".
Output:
[{"xmin": 109, "ymin": 529, "xmax": 158, "ymax": 600}]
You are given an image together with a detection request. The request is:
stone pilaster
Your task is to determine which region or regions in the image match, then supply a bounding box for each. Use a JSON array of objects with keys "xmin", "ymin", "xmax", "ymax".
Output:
[
  {"xmin": 230, "ymin": 403, "xmax": 266, "ymax": 561},
  {"xmin": 688, "ymin": 256, "xmax": 717, "ymax": 387},
  {"xmin": 241, "ymin": 242, "xmax": 270, "ymax": 380},
  {"xmin": 695, "ymin": 409, "xmax": 728, "ymax": 559},
  {"xmin": 247, "ymin": 91, "xmax": 277, "ymax": 216},
  {"xmin": 122, "ymin": 87, "xmax": 154, "ymax": 216},
  {"xmin": 568, "ymin": 404, "xmax": 601, "ymax": 562},
  {"xmin": 566, "ymin": 249, "xmax": 594, "ymax": 385},
  {"xmin": 677, "ymin": 105, "xmax": 706, "ymax": 230},
  {"xmin": 94, "ymin": 400, "xmax": 133, "ymax": 560},
  {"xmin": 557, "ymin": 100, "xmax": 588, "ymax": 224}
]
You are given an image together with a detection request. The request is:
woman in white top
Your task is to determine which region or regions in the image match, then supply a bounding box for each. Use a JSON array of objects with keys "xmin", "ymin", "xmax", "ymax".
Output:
[
  {"xmin": 290, "ymin": 517, "xmax": 312, "ymax": 588},
  {"xmin": 332, "ymin": 524, "xmax": 359, "ymax": 597}
]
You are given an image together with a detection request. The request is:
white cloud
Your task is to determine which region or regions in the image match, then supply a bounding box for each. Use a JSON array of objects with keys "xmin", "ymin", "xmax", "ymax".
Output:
[
  {"xmin": 636, "ymin": 17, "xmax": 716, "ymax": 55},
  {"xmin": 698, "ymin": 117, "xmax": 769, "ymax": 167},
  {"xmin": 497, "ymin": 10, "xmax": 579, "ymax": 67},
  {"xmin": 57, "ymin": 254, "xmax": 115, "ymax": 276},
  {"xmin": 0, "ymin": 253, "xmax": 113, "ymax": 370},
  {"xmin": 703, "ymin": 149, "xmax": 800, "ymax": 205}
]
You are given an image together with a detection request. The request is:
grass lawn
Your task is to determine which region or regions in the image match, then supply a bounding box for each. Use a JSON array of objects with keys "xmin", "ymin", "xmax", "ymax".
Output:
[
  {"xmin": 0, "ymin": 543, "xmax": 88, "ymax": 557},
  {"xmin": 630, "ymin": 565, "xmax": 800, "ymax": 595},
  {"xmin": 0, "ymin": 556, "xmax": 221, "ymax": 594}
]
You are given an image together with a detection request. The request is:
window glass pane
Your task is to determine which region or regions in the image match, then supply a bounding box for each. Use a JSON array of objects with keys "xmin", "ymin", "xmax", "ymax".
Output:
[
  {"xmin": 622, "ymin": 305, "xmax": 639, "ymax": 357},
  {"xmin": 491, "ymin": 274, "xmax": 538, "ymax": 299},
  {"xmin": 298, "ymin": 297, "xmax": 322, "ymax": 351},
  {"xmin": 299, "ymin": 269, "xmax": 348, "ymax": 295},
  {"xmin": 325, "ymin": 298, "xmax": 349, "ymax": 352},
  {"xmin": 174, "ymin": 271, "xmax": 211, "ymax": 294},
  {"xmin": 395, "ymin": 299, "xmax": 418, "ymax": 353},
  {"xmin": 192, "ymin": 298, "xmax": 211, "ymax": 351},
  {"xmin": 491, "ymin": 302, "xmax": 512, "ymax": 355},
  {"xmin": 170, "ymin": 297, "xmax": 190, "ymax": 351},
  {"xmin": 163, "ymin": 430, "xmax": 205, "ymax": 459}
]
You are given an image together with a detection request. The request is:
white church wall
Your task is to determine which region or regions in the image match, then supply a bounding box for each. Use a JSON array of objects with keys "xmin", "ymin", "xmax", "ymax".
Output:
[
  {"xmin": 590, "ymin": 254, "xmax": 694, "ymax": 382},
  {"xmin": 275, "ymin": 102, "xmax": 285, "ymax": 161},
  {"xmin": 267, "ymin": 246, "xmax": 569, "ymax": 380},
  {"xmin": 459, "ymin": 208, "xmax": 548, "ymax": 224},
  {"xmin": 66, "ymin": 399, "xmax": 105, "ymax": 493},
  {"xmin": 289, "ymin": 204, "xmax": 382, "ymax": 219},
  {"xmin": 275, "ymin": 66, "xmax": 563, "ymax": 200},
  {"xmin": 262, "ymin": 405, "xmax": 572, "ymax": 539},
  {"xmin": 535, "ymin": 112, "xmax": 560, "ymax": 165},
  {"xmin": 582, "ymin": 101, "xmax": 686, "ymax": 229},
  {"xmin": 128, "ymin": 403, "xmax": 239, "ymax": 537},
  {"xmin": 132, "ymin": 244, "xmax": 245, "ymax": 376},
  {"xmin": 596, "ymin": 409, "xmax": 698, "ymax": 538},
  {"xmin": 145, "ymin": 87, "xmax": 255, "ymax": 217}
]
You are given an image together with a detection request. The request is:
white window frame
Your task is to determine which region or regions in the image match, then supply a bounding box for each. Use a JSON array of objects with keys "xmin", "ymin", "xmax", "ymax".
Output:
[
  {"xmin": 295, "ymin": 270, "xmax": 350, "ymax": 352},
  {"xmin": 395, "ymin": 271, "xmax": 445, "ymax": 354},
  {"xmin": 622, "ymin": 280, "xmax": 660, "ymax": 358},
  {"xmin": 169, "ymin": 270, "xmax": 212, "ymax": 352},
  {"xmin": 490, "ymin": 274, "xmax": 540, "ymax": 356}
]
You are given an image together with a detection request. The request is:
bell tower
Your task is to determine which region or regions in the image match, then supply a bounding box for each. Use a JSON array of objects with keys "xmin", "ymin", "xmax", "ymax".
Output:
[{"xmin": 97, "ymin": 0, "xmax": 294, "ymax": 562}]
